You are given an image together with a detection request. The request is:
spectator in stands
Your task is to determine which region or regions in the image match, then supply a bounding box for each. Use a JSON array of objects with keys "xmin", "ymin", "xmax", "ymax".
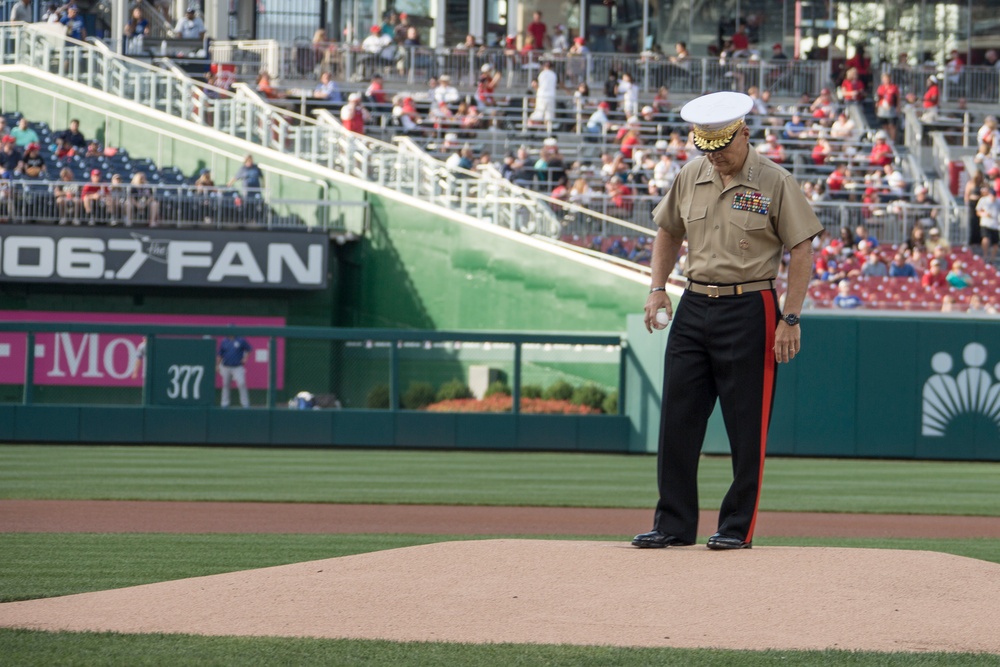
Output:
[
  {"xmin": 432, "ymin": 75, "xmax": 460, "ymax": 110},
  {"xmin": 911, "ymin": 184, "xmax": 938, "ymax": 226},
  {"xmin": 393, "ymin": 12, "xmax": 411, "ymax": 44},
  {"xmin": 62, "ymin": 4, "xmax": 86, "ymax": 40},
  {"xmin": 618, "ymin": 72, "xmax": 639, "ymax": 119},
  {"xmin": 940, "ymin": 293, "xmax": 956, "ymax": 312},
  {"xmin": 905, "ymin": 223, "xmax": 927, "ymax": 252},
  {"xmin": 41, "ymin": 2, "xmax": 60, "ymax": 23},
  {"xmin": 456, "ymin": 102, "xmax": 483, "ymax": 133},
  {"xmin": 965, "ymin": 169, "xmax": 985, "ymax": 250},
  {"xmin": 313, "ymin": 71, "xmax": 342, "ymax": 103},
  {"xmin": 568, "ymin": 177, "xmax": 592, "ymax": 208},
  {"xmin": 429, "ymin": 100, "xmax": 456, "ymax": 134},
  {"xmin": 889, "ymin": 252, "xmax": 918, "ymax": 278},
  {"xmin": 476, "ymin": 64, "xmax": 501, "ymax": 109},
  {"xmin": 254, "ymin": 72, "xmax": 286, "ymax": 101},
  {"xmin": 565, "ymin": 37, "xmax": 589, "ymax": 84},
  {"xmin": 771, "ymin": 43, "xmax": 788, "ymax": 60},
  {"xmin": 361, "ymin": 25, "xmax": 396, "ymax": 78},
  {"xmin": 925, "ymin": 227, "xmax": 950, "ymax": 253},
  {"xmin": 173, "ymin": 6, "xmax": 205, "ymax": 40},
  {"xmin": 127, "ymin": 172, "xmax": 158, "ymax": 226},
  {"xmin": 946, "ymin": 260, "xmax": 973, "ymax": 289},
  {"xmin": 605, "ymin": 177, "xmax": 633, "ymax": 216},
  {"xmin": 910, "ymin": 246, "xmax": 929, "ymax": 272},
  {"xmin": 868, "ymin": 130, "xmax": 893, "ymax": 168},
  {"xmin": 58, "ymin": 119, "xmax": 87, "ymax": 150},
  {"xmin": 757, "ymin": 132, "xmax": 786, "ymax": 163},
  {"xmin": 10, "ymin": 117, "xmax": 39, "ymax": 148},
  {"xmin": 124, "ymin": 7, "xmax": 149, "ymax": 55},
  {"xmin": 0, "ymin": 136, "xmax": 21, "ymax": 172},
  {"xmin": 829, "ymin": 111, "xmax": 856, "ymax": 140},
  {"xmin": 883, "ymin": 163, "xmax": 907, "ymax": 198},
  {"xmin": 585, "ymin": 101, "xmax": 610, "ymax": 138},
  {"xmin": 839, "ymin": 67, "xmax": 865, "ymax": 104},
  {"xmin": 810, "ymin": 88, "xmax": 836, "ymax": 119},
  {"xmin": 194, "ymin": 168, "xmax": 215, "ymax": 191},
  {"xmin": 550, "ymin": 24, "xmax": 568, "ymax": 53},
  {"xmin": 783, "ymin": 113, "xmax": 807, "ymax": 141},
  {"xmin": 826, "ymin": 162, "xmax": 847, "ymax": 193},
  {"xmin": 527, "ymin": 11, "xmax": 549, "ymax": 51},
  {"xmin": 103, "ymin": 173, "xmax": 126, "ymax": 225},
  {"xmin": 833, "ymin": 280, "xmax": 864, "ymax": 308},
  {"xmin": 445, "ymin": 145, "xmax": 475, "ymax": 172},
  {"xmin": 83, "ymin": 141, "xmax": 101, "ymax": 159},
  {"xmin": 945, "ymin": 49, "xmax": 965, "ymax": 88},
  {"xmin": 860, "ymin": 249, "xmax": 888, "ymax": 278},
  {"xmin": 15, "ymin": 142, "xmax": 45, "ymax": 178},
  {"xmin": 648, "ymin": 149, "xmax": 678, "ymax": 197},
  {"xmin": 854, "ymin": 224, "xmax": 878, "ymax": 248},
  {"xmin": 54, "ymin": 167, "xmax": 81, "ymax": 224},
  {"xmin": 811, "ymin": 134, "xmax": 834, "ymax": 165},
  {"xmin": 618, "ymin": 124, "xmax": 642, "ymax": 162},
  {"xmin": 977, "ymin": 184, "xmax": 1000, "ymax": 264},
  {"xmin": 9, "ymin": 0, "xmax": 31, "ymax": 22},
  {"xmin": 922, "ymin": 75, "xmax": 941, "ymax": 120},
  {"xmin": 228, "ymin": 155, "xmax": 264, "ymax": 194},
  {"xmin": 531, "ymin": 59, "xmax": 558, "ymax": 126},
  {"xmin": 340, "ymin": 93, "xmax": 368, "ymax": 134},
  {"xmin": 921, "ymin": 259, "xmax": 949, "ymax": 288},
  {"xmin": 875, "ymin": 72, "xmax": 901, "ymax": 143},
  {"xmin": 845, "ymin": 44, "xmax": 872, "ymax": 90},
  {"xmin": 652, "ymin": 86, "xmax": 672, "ymax": 116},
  {"xmin": 80, "ymin": 168, "xmax": 109, "ymax": 224}
]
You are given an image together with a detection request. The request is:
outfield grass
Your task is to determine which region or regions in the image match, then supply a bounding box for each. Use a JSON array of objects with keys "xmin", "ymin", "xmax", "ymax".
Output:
[{"xmin": 2, "ymin": 445, "xmax": 999, "ymax": 515}]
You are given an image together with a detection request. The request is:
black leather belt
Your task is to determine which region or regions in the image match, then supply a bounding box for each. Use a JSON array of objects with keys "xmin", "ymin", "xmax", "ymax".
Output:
[{"xmin": 686, "ymin": 279, "xmax": 775, "ymax": 298}]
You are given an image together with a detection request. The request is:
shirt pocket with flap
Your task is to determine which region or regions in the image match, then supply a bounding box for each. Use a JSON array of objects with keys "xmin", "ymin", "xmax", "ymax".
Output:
[
  {"xmin": 681, "ymin": 203, "xmax": 708, "ymax": 252},
  {"xmin": 729, "ymin": 209, "xmax": 770, "ymax": 258}
]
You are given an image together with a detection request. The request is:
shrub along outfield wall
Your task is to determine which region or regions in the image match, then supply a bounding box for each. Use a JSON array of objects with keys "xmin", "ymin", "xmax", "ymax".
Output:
[{"xmin": 626, "ymin": 312, "xmax": 1000, "ymax": 460}]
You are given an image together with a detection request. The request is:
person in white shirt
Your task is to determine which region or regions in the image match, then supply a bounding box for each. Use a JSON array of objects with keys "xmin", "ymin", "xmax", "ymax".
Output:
[
  {"xmin": 432, "ymin": 75, "xmax": 460, "ymax": 108},
  {"xmin": 585, "ymin": 101, "xmax": 610, "ymax": 137},
  {"xmin": 976, "ymin": 185, "xmax": 1000, "ymax": 264},
  {"xmin": 533, "ymin": 59, "xmax": 558, "ymax": 124},
  {"xmin": 618, "ymin": 72, "xmax": 638, "ymax": 119},
  {"xmin": 550, "ymin": 24, "xmax": 569, "ymax": 52},
  {"xmin": 173, "ymin": 7, "xmax": 205, "ymax": 40},
  {"xmin": 829, "ymin": 111, "xmax": 857, "ymax": 140}
]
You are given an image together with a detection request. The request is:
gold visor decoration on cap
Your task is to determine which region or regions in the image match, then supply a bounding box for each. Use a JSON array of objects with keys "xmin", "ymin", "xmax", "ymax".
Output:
[{"xmin": 692, "ymin": 118, "xmax": 744, "ymax": 152}]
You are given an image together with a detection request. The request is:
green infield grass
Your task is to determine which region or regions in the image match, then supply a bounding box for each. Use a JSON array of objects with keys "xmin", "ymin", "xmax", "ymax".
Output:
[{"xmin": 2, "ymin": 445, "xmax": 999, "ymax": 515}]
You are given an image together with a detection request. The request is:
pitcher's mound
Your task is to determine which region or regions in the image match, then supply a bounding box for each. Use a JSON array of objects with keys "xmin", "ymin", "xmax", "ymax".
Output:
[{"xmin": 1, "ymin": 540, "xmax": 998, "ymax": 653}]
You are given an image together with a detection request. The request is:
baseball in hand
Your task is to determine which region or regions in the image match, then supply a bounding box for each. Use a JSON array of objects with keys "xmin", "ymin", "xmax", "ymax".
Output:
[{"xmin": 655, "ymin": 310, "xmax": 670, "ymax": 326}]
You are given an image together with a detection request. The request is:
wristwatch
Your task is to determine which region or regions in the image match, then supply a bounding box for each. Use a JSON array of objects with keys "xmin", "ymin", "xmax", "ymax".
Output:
[{"xmin": 782, "ymin": 313, "xmax": 800, "ymax": 326}]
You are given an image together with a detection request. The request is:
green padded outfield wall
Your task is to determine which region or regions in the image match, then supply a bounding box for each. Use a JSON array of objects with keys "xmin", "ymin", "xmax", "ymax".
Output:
[{"xmin": 625, "ymin": 312, "xmax": 1000, "ymax": 461}]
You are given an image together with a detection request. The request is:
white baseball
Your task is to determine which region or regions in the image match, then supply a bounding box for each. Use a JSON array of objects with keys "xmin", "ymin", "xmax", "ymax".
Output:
[{"xmin": 655, "ymin": 310, "xmax": 670, "ymax": 326}]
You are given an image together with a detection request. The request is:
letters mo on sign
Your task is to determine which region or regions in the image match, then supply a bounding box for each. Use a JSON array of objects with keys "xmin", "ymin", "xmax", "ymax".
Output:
[{"xmin": 0, "ymin": 225, "xmax": 328, "ymax": 290}]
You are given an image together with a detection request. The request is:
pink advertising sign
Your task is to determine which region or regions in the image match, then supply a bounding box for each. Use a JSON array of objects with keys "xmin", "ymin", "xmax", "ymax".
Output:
[{"xmin": 0, "ymin": 311, "xmax": 285, "ymax": 389}]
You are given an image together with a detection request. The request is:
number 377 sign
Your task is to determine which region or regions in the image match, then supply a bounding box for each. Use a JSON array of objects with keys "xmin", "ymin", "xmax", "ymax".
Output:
[{"xmin": 152, "ymin": 338, "xmax": 217, "ymax": 406}]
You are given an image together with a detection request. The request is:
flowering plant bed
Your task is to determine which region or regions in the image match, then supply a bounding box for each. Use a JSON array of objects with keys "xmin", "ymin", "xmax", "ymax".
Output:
[{"xmin": 426, "ymin": 394, "xmax": 600, "ymax": 414}]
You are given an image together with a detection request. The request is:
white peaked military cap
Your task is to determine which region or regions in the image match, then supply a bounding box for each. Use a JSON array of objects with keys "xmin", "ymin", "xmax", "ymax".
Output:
[{"xmin": 680, "ymin": 91, "xmax": 754, "ymax": 152}]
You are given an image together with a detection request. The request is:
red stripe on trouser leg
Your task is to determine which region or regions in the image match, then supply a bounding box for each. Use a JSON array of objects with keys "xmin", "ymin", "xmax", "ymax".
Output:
[{"xmin": 745, "ymin": 292, "xmax": 777, "ymax": 542}]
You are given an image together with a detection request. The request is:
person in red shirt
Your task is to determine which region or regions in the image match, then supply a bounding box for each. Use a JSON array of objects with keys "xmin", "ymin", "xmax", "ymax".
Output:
[
  {"xmin": 619, "ymin": 128, "xmax": 641, "ymax": 160},
  {"xmin": 839, "ymin": 67, "xmax": 865, "ymax": 103},
  {"xmin": 875, "ymin": 72, "xmax": 901, "ymax": 142},
  {"xmin": 868, "ymin": 131, "xmax": 893, "ymax": 167},
  {"xmin": 365, "ymin": 74, "xmax": 387, "ymax": 106},
  {"xmin": 80, "ymin": 169, "xmax": 109, "ymax": 221},
  {"xmin": 811, "ymin": 136, "xmax": 833, "ymax": 165},
  {"xmin": 921, "ymin": 259, "xmax": 949, "ymax": 288},
  {"xmin": 527, "ymin": 11, "xmax": 548, "ymax": 51},
  {"xmin": 758, "ymin": 133, "xmax": 786, "ymax": 163},
  {"xmin": 826, "ymin": 163, "xmax": 847, "ymax": 192},
  {"xmin": 845, "ymin": 43, "xmax": 871, "ymax": 89},
  {"xmin": 730, "ymin": 22, "xmax": 749, "ymax": 54},
  {"xmin": 923, "ymin": 75, "xmax": 940, "ymax": 111}
]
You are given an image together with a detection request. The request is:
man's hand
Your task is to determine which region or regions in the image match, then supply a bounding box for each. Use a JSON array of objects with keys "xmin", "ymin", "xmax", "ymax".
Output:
[
  {"xmin": 773, "ymin": 321, "xmax": 800, "ymax": 363},
  {"xmin": 644, "ymin": 291, "xmax": 673, "ymax": 333}
]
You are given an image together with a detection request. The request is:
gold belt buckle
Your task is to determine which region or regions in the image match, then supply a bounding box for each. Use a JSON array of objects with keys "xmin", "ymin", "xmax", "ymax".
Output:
[{"xmin": 707, "ymin": 285, "xmax": 721, "ymax": 298}]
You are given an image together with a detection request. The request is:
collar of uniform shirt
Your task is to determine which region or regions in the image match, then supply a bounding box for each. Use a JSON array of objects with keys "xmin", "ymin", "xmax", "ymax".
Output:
[{"xmin": 695, "ymin": 143, "xmax": 761, "ymax": 190}]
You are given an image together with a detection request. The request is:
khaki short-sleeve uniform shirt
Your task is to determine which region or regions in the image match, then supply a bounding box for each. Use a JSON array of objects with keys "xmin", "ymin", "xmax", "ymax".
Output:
[{"xmin": 652, "ymin": 147, "xmax": 823, "ymax": 284}]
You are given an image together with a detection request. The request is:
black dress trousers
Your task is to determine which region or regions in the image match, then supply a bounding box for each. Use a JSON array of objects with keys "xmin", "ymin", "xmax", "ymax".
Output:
[{"xmin": 653, "ymin": 288, "xmax": 779, "ymax": 544}]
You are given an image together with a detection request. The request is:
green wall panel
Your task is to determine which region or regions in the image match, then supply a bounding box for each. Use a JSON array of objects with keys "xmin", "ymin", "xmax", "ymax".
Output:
[
  {"xmin": 206, "ymin": 409, "xmax": 273, "ymax": 445},
  {"xmin": 332, "ymin": 410, "xmax": 395, "ymax": 446},
  {"xmin": 79, "ymin": 407, "xmax": 145, "ymax": 443},
  {"xmin": 144, "ymin": 407, "xmax": 208, "ymax": 443},
  {"xmin": 14, "ymin": 406, "xmax": 80, "ymax": 441},
  {"xmin": 455, "ymin": 414, "xmax": 517, "ymax": 449},
  {"xmin": 0, "ymin": 405, "xmax": 13, "ymax": 440},
  {"xmin": 791, "ymin": 319, "xmax": 858, "ymax": 455},
  {"xmin": 270, "ymin": 411, "xmax": 335, "ymax": 446},
  {"xmin": 575, "ymin": 415, "xmax": 630, "ymax": 452},
  {"xmin": 517, "ymin": 415, "xmax": 578, "ymax": 451},
  {"xmin": 395, "ymin": 412, "xmax": 457, "ymax": 448}
]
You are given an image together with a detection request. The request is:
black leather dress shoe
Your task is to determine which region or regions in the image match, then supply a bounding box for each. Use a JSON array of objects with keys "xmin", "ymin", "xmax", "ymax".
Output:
[
  {"xmin": 706, "ymin": 533, "xmax": 752, "ymax": 550},
  {"xmin": 631, "ymin": 530, "xmax": 694, "ymax": 548}
]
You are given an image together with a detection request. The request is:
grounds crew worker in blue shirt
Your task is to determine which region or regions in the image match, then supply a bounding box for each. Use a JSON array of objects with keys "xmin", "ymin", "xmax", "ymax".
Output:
[
  {"xmin": 633, "ymin": 92, "xmax": 823, "ymax": 551},
  {"xmin": 218, "ymin": 333, "xmax": 252, "ymax": 408}
]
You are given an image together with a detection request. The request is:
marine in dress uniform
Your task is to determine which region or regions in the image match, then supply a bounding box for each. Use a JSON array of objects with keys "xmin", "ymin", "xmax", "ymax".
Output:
[{"xmin": 632, "ymin": 92, "xmax": 823, "ymax": 550}]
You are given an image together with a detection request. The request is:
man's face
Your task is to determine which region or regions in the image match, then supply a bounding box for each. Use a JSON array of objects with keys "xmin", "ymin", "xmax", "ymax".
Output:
[{"xmin": 705, "ymin": 126, "xmax": 750, "ymax": 176}]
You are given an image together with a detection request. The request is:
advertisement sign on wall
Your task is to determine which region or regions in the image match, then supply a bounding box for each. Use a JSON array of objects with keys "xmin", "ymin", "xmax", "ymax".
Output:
[
  {"xmin": 0, "ymin": 311, "xmax": 285, "ymax": 390},
  {"xmin": 0, "ymin": 225, "xmax": 328, "ymax": 290}
]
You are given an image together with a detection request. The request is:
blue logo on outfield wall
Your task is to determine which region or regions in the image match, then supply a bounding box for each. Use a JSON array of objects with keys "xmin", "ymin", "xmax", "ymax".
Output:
[{"xmin": 921, "ymin": 343, "xmax": 1000, "ymax": 437}]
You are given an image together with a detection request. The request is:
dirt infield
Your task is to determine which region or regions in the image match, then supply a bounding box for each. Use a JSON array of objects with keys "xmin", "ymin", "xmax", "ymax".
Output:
[{"xmin": 4, "ymin": 501, "xmax": 1000, "ymax": 654}]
